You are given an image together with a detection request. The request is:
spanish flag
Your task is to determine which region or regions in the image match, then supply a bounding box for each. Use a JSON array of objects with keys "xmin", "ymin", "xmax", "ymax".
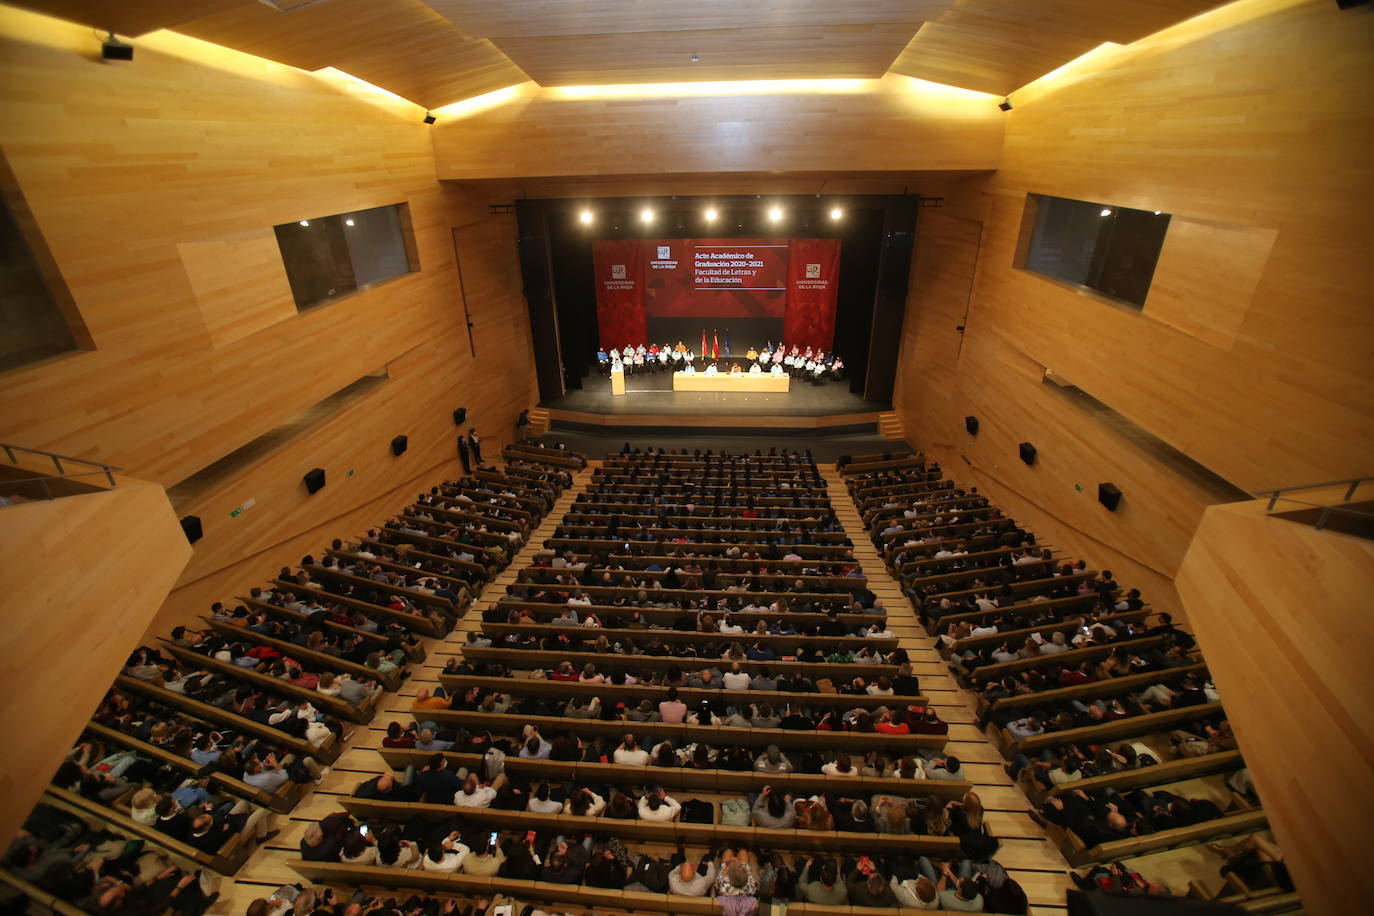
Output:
[
  {"xmin": 701, "ymin": 328, "xmax": 707, "ymax": 356},
  {"xmin": 712, "ymin": 330, "xmax": 719, "ymax": 359}
]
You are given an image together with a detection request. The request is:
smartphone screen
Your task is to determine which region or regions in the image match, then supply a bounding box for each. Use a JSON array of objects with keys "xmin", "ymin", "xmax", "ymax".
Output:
[
  {"xmin": 488, "ymin": 831, "xmax": 499, "ymax": 847},
  {"xmin": 359, "ymin": 824, "xmax": 370, "ymax": 837}
]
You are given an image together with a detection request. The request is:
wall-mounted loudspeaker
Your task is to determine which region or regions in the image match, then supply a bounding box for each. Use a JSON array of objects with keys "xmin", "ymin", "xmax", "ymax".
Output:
[
  {"xmin": 965, "ymin": 416, "xmax": 979, "ymax": 435},
  {"xmin": 453, "ymin": 408, "xmax": 467, "ymax": 426},
  {"xmin": 1098, "ymin": 482, "xmax": 1123, "ymax": 511},
  {"xmin": 303, "ymin": 468, "xmax": 326, "ymax": 494},
  {"xmin": 1018, "ymin": 442, "xmax": 1037, "ymax": 465},
  {"xmin": 391, "ymin": 435, "xmax": 408, "ymax": 456},
  {"xmin": 179, "ymin": 515, "xmax": 203, "ymax": 544}
]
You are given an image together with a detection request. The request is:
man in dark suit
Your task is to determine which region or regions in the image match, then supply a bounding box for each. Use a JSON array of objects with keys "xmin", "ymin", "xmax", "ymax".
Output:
[
  {"xmin": 467, "ymin": 428, "xmax": 482, "ymax": 465},
  {"xmin": 457, "ymin": 434, "xmax": 471, "ymax": 474}
]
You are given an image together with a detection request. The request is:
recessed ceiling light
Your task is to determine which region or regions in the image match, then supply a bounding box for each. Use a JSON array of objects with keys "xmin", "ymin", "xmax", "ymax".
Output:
[
  {"xmin": 640, "ymin": 208, "xmax": 654, "ymax": 223},
  {"xmin": 344, "ymin": 218, "xmax": 355, "ymax": 226},
  {"xmin": 768, "ymin": 206, "xmax": 783, "ymax": 222},
  {"xmin": 579, "ymin": 209, "xmax": 593, "ymax": 224},
  {"xmin": 829, "ymin": 207, "xmax": 843, "ymax": 220},
  {"xmin": 1100, "ymin": 208, "xmax": 1113, "ymax": 217},
  {"xmin": 299, "ymin": 220, "xmax": 310, "ymax": 227},
  {"xmin": 704, "ymin": 207, "xmax": 718, "ymax": 221}
]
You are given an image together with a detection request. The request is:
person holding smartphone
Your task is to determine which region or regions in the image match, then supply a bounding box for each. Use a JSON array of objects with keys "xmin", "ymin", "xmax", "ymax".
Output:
[{"xmin": 461, "ymin": 831, "xmax": 506, "ymax": 876}]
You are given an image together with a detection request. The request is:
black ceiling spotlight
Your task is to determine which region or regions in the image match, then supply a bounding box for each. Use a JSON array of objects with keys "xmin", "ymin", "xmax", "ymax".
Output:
[
  {"xmin": 423, "ymin": 111, "xmax": 436, "ymax": 125},
  {"xmin": 998, "ymin": 97, "xmax": 1013, "ymax": 112},
  {"xmin": 101, "ymin": 32, "xmax": 134, "ymax": 61}
]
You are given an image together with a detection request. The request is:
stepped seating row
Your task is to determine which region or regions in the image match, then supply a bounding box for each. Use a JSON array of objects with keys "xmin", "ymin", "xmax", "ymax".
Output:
[{"xmin": 846, "ymin": 467, "xmax": 1284, "ymax": 904}]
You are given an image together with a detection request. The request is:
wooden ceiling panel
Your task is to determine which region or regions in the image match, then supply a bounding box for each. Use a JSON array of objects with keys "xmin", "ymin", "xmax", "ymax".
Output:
[
  {"xmin": 336, "ymin": 37, "xmax": 525, "ymax": 111},
  {"xmin": 889, "ymin": 0, "xmax": 1228, "ymax": 96},
  {"xmin": 493, "ymin": 22, "xmax": 923, "ymax": 86},
  {"xmin": 4, "ymin": 0, "xmax": 252, "ymax": 37},
  {"xmin": 426, "ymin": 0, "xmax": 950, "ymax": 39},
  {"xmin": 174, "ymin": 0, "xmax": 527, "ymax": 107}
]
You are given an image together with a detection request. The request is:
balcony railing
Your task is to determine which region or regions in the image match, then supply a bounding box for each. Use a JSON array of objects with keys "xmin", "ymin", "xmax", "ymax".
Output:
[{"xmin": 1, "ymin": 443, "xmax": 120, "ymax": 502}]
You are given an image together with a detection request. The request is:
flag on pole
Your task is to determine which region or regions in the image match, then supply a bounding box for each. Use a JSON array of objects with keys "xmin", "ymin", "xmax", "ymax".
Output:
[
  {"xmin": 712, "ymin": 330, "xmax": 719, "ymax": 360},
  {"xmin": 701, "ymin": 328, "xmax": 707, "ymax": 357},
  {"xmin": 724, "ymin": 330, "xmax": 732, "ymax": 357}
]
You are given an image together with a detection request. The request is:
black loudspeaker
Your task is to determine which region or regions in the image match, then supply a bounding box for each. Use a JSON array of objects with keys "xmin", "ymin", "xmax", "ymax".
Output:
[
  {"xmin": 1098, "ymin": 482, "xmax": 1123, "ymax": 511},
  {"xmin": 101, "ymin": 37, "xmax": 134, "ymax": 61},
  {"xmin": 453, "ymin": 408, "xmax": 467, "ymax": 426},
  {"xmin": 1018, "ymin": 442, "xmax": 1037, "ymax": 465},
  {"xmin": 965, "ymin": 416, "xmax": 979, "ymax": 435},
  {"xmin": 303, "ymin": 468, "xmax": 326, "ymax": 494},
  {"xmin": 391, "ymin": 435, "xmax": 408, "ymax": 456},
  {"xmin": 179, "ymin": 515, "xmax": 203, "ymax": 544}
]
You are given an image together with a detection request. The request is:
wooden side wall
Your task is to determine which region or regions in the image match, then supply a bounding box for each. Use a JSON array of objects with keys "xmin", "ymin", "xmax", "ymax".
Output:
[
  {"xmin": 1177, "ymin": 499, "xmax": 1374, "ymax": 916},
  {"xmin": 893, "ymin": 0, "xmax": 1374, "ymax": 616},
  {"xmin": 0, "ymin": 479, "xmax": 191, "ymax": 844},
  {"xmin": 0, "ymin": 6, "xmax": 538, "ymax": 635}
]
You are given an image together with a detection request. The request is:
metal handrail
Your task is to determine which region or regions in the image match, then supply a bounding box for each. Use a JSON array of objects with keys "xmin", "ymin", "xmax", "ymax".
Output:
[
  {"xmin": 1, "ymin": 443, "xmax": 121, "ymax": 488},
  {"xmin": 1254, "ymin": 475, "xmax": 1371, "ymax": 508},
  {"xmin": 1254, "ymin": 475, "xmax": 1373, "ymax": 533}
]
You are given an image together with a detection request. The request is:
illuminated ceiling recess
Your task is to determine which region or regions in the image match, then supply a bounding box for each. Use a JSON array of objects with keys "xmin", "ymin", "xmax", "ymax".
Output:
[{"xmin": 10, "ymin": 0, "xmax": 1230, "ymax": 109}]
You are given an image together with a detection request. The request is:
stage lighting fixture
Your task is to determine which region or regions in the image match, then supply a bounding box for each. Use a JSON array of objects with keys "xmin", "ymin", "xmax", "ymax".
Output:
[
  {"xmin": 1100, "ymin": 208, "xmax": 1113, "ymax": 217},
  {"xmin": 101, "ymin": 32, "xmax": 133, "ymax": 61},
  {"xmin": 578, "ymin": 209, "xmax": 593, "ymax": 224},
  {"xmin": 998, "ymin": 98, "xmax": 1012, "ymax": 111},
  {"xmin": 423, "ymin": 111, "xmax": 436, "ymax": 124},
  {"xmin": 829, "ymin": 207, "xmax": 843, "ymax": 220},
  {"xmin": 299, "ymin": 220, "xmax": 310, "ymax": 227},
  {"xmin": 767, "ymin": 206, "xmax": 783, "ymax": 222},
  {"xmin": 704, "ymin": 207, "xmax": 718, "ymax": 222},
  {"xmin": 344, "ymin": 218, "xmax": 355, "ymax": 226},
  {"xmin": 640, "ymin": 208, "xmax": 654, "ymax": 223}
]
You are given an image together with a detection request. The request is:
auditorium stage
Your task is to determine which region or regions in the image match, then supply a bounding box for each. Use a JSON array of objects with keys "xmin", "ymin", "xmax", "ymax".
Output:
[{"xmin": 540, "ymin": 370, "xmax": 890, "ymax": 435}]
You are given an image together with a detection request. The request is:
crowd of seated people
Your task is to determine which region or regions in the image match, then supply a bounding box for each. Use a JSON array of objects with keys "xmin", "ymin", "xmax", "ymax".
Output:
[
  {"xmin": 7, "ymin": 802, "xmax": 221, "ymax": 916},
  {"xmin": 596, "ymin": 341, "xmax": 846, "ymax": 382},
  {"xmin": 843, "ymin": 451, "xmax": 1277, "ymax": 897},
  {"xmin": 301, "ymin": 792, "xmax": 1025, "ymax": 911}
]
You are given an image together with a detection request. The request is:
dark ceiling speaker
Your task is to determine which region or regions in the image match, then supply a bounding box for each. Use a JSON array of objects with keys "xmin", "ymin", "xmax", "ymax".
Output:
[
  {"xmin": 303, "ymin": 467, "xmax": 326, "ymax": 494},
  {"xmin": 179, "ymin": 515, "xmax": 203, "ymax": 544},
  {"xmin": 391, "ymin": 435, "xmax": 409, "ymax": 456},
  {"xmin": 1018, "ymin": 442, "xmax": 1037, "ymax": 465},
  {"xmin": 965, "ymin": 416, "xmax": 979, "ymax": 435},
  {"xmin": 1098, "ymin": 482, "xmax": 1123, "ymax": 511},
  {"xmin": 998, "ymin": 97, "xmax": 1013, "ymax": 111},
  {"xmin": 453, "ymin": 408, "xmax": 467, "ymax": 426}
]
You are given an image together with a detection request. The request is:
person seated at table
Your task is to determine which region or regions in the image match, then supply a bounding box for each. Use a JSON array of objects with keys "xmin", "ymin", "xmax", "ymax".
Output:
[
  {"xmin": 729, "ymin": 363, "xmax": 742, "ymax": 375},
  {"xmin": 704, "ymin": 362, "xmax": 719, "ymax": 376},
  {"xmin": 749, "ymin": 362, "xmax": 762, "ymax": 374},
  {"xmin": 683, "ymin": 362, "xmax": 697, "ymax": 375},
  {"xmin": 771, "ymin": 362, "xmax": 785, "ymax": 376}
]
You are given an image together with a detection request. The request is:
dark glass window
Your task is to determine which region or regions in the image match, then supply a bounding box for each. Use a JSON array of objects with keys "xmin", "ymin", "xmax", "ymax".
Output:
[
  {"xmin": 1, "ymin": 190, "xmax": 82, "ymax": 372},
  {"xmin": 274, "ymin": 203, "xmax": 417, "ymax": 310},
  {"xmin": 1020, "ymin": 194, "xmax": 1170, "ymax": 308}
]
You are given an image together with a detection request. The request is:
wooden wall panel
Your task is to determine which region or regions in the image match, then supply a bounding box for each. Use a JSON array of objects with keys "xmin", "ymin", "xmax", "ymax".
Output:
[
  {"xmin": 5, "ymin": 0, "xmax": 247, "ymax": 36},
  {"xmin": 0, "ymin": 479, "xmax": 191, "ymax": 844},
  {"xmin": 429, "ymin": 74, "xmax": 1005, "ymax": 179},
  {"xmin": 1177, "ymin": 499, "xmax": 1374, "ymax": 916},
  {"xmin": 0, "ymin": 7, "xmax": 537, "ymax": 633},
  {"xmin": 176, "ymin": 230, "xmax": 298, "ymax": 348},
  {"xmin": 894, "ymin": 0, "xmax": 1374, "ymax": 628},
  {"xmin": 1144, "ymin": 217, "xmax": 1278, "ymax": 351}
]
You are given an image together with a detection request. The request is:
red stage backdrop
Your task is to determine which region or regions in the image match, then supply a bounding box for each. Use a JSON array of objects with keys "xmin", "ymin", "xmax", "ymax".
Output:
[
  {"xmin": 592, "ymin": 239, "xmax": 646, "ymax": 348},
  {"xmin": 593, "ymin": 238, "xmax": 840, "ymax": 350},
  {"xmin": 784, "ymin": 237, "xmax": 842, "ymax": 349}
]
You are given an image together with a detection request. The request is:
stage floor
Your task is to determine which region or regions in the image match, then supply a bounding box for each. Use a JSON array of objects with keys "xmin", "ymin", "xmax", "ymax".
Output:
[{"xmin": 543, "ymin": 371, "xmax": 888, "ymax": 418}]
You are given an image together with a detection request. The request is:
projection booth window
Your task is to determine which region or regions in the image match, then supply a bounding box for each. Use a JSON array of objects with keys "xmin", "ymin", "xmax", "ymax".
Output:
[
  {"xmin": 1017, "ymin": 194, "xmax": 1170, "ymax": 309},
  {"xmin": 274, "ymin": 203, "xmax": 419, "ymax": 311}
]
